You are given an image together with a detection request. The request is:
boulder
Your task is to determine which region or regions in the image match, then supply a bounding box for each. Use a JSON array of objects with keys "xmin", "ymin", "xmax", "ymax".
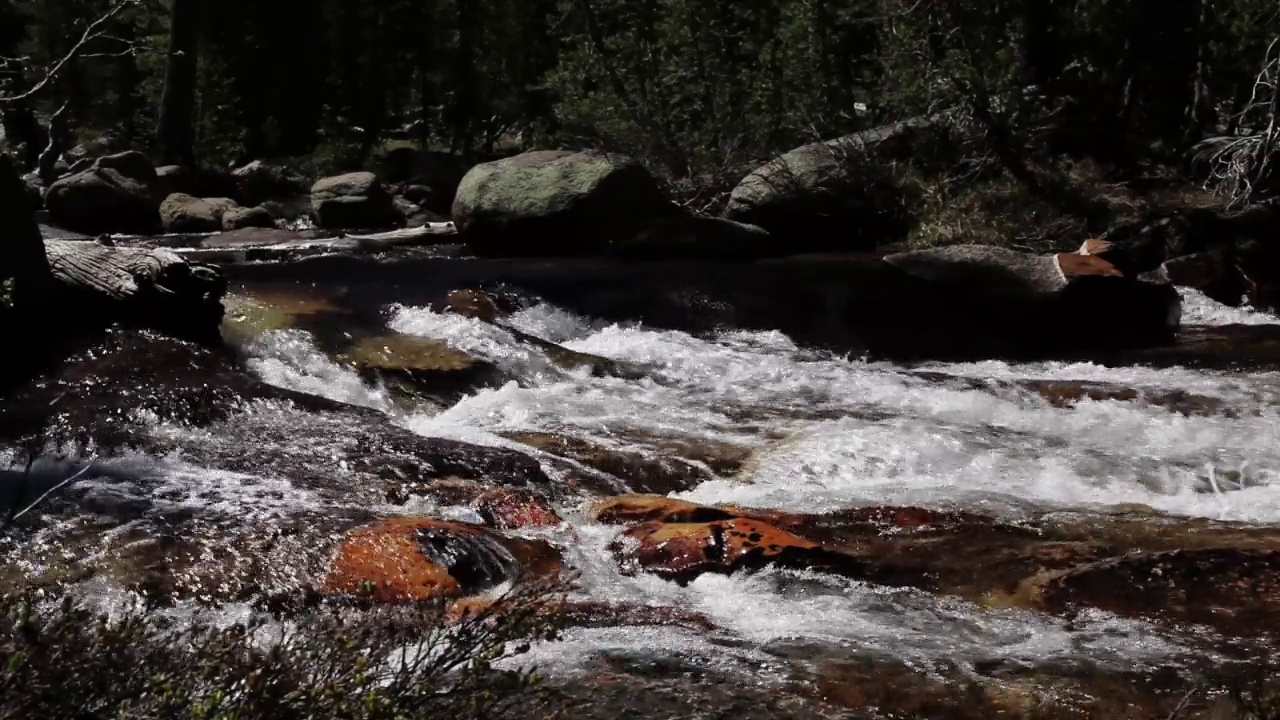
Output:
[
  {"xmin": 451, "ymin": 150, "xmax": 676, "ymax": 256},
  {"xmin": 45, "ymin": 151, "xmax": 161, "ymax": 234},
  {"xmin": 724, "ymin": 119, "xmax": 930, "ymax": 252},
  {"xmin": 221, "ymin": 205, "xmax": 275, "ymax": 231},
  {"xmin": 231, "ymin": 159, "xmax": 309, "ymax": 205},
  {"xmin": 310, "ymin": 172, "xmax": 399, "ymax": 230},
  {"xmin": 319, "ymin": 517, "xmax": 562, "ymax": 603},
  {"xmin": 160, "ymin": 193, "xmax": 240, "ymax": 233},
  {"xmin": 472, "ymin": 488, "xmax": 563, "ymax": 529},
  {"xmin": 881, "ymin": 244, "xmax": 1182, "ymax": 354}
]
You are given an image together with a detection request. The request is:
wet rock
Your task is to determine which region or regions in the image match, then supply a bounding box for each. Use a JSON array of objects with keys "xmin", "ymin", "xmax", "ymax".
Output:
[
  {"xmin": 909, "ymin": 371, "xmax": 1234, "ymax": 417},
  {"xmin": 160, "ymin": 193, "xmax": 240, "ymax": 233},
  {"xmin": 45, "ymin": 151, "xmax": 160, "ymax": 234},
  {"xmin": 590, "ymin": 495, "xmax": 735, "ymax": 525},
  {"xmin": 222, "ymin": 205, "xmax": 276, "ymax": 231},
  {"xmin": 473, "ymin": 488, "xmax": 562, "ymax": 529},
  {"xmin": 608, "ymin": 431, "xmax": 755, "ymax": 477},
  {"xmin": 445, "ymin": 288, "xmax": 504, "ymax": 322},
  {"xmin": 506, "ymin": 432, "xmax": 713, "ymax": 494},
  {"xmin": 319, "ymin": 517, "xmax": 562, "ymax": 602},
  {"xmin": 615, "ymin": 518, "xmax": 868, "ymax": 584},
  {"xmin": 1032, "ymin": 548, "xmax": 1280, "ymax": 636},
  {"xmin": 375, "ymin": 148, "xmax": 465, "ymax": 214},
  {"xmin": 452, "ymin": 150, "xmax": 676, "ymax": 256},
  {"xmin": 311, "ymin": 172, "xmax": 399, "ymax": 230},
  {"xmin": 336, "ymin": 334, "xmax": 506, "ymax": 405}
]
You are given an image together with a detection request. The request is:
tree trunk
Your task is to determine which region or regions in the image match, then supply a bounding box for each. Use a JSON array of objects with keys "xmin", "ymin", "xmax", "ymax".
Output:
[
  {"xmin": 0, "ymin": 152, "xmax": 51, "ymax": 306},
  {"xmin": 157, "ymin": 0, "xmax": 202, "ymax": 167}
]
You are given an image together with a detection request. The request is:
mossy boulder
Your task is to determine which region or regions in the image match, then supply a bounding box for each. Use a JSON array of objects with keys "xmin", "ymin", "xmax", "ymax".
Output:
[{"xmin": 452, "ymin": 150, "xmax": 676, "ymax": 256}]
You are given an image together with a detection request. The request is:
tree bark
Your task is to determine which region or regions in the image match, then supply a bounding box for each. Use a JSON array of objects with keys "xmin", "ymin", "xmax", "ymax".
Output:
[
  {"xmin": 0, "ymin": 152, "xmax": 52, "ymax": 305},
  {"xmin": 157, "ymin": 0, "xmax": 202, "ymax": 166}
]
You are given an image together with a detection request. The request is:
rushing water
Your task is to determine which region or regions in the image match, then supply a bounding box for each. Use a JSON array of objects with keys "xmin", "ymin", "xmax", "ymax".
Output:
[
  {"xmin": 207, "ymin": 286, "xmax": 1280, "ymax": 678},
  {"xmin": 7, "ymin": 286, "xmax": 1280, "ymax": 686}
]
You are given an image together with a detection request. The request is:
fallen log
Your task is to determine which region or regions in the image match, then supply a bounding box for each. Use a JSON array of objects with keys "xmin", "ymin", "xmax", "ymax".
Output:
[
  {"xmin": 340, "ymin": 222, "xmax": 458, "ymax": 250},
  {"xmin": 45, "ymin": 239, "xmax": 226, "ymax": 344}
]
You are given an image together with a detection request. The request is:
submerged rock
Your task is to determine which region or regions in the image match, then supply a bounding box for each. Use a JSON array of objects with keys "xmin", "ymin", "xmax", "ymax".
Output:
[
  {"xmin": 319, "ymin": 517, "xmax": 562, "ymax": 602},
  {"xmin": 506, "ymin": 432, "xmax": 714, "ymax": 494}
]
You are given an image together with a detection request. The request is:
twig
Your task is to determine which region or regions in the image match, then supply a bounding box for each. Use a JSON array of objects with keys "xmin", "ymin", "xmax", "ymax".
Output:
[
  {"xmin": 0, "ymin": 0, "xmax": 140, "ymax": 105},
  {"xmin": 5, "ymin": 458, "xmax": 97, "ymax": 527}
]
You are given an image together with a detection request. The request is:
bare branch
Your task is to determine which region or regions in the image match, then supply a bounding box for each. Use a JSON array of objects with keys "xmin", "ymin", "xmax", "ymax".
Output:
[{"xmin": 0, "ymin": 0, "xmax": 141, "ymax": 105}]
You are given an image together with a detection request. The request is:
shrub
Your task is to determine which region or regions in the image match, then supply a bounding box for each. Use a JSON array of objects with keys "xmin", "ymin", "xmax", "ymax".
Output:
[{"xmin": 0, "ymin": 581, "xmax": 567, "ymax": 720}]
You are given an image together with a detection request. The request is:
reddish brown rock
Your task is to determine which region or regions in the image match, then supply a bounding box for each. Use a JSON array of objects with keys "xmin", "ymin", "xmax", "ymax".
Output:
[
  {"xmin": 616, "ymin": 518, "xmax": 867, "ymax": 584},
  {"xmin": 590, "ymin": 495, "xmax": 735, "ymax": 525},
  {"xmin": 473, "ymin": 488, "xmax": 563, "ymax": 529},
  {"xmin": 320, "ymin": 517, "xmax": 562, "ymax": 603}
]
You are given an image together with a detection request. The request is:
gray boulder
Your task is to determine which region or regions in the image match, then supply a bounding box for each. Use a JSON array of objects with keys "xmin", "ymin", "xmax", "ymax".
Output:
[
  {"xmin": 311, "ymin": 172, "xmax": 399, "ymax": 230},
  {"xmin": 222, "ymin": 205, "xmax": 276, "ymax": 231},
  {"xmin": 725, "ymin": 119, "xmax": 931, "ymax": 252},
  {"xmin": 160, "ymin": 193, "xmax": 240, "ymax": 233},
  {"xmin": 452, "ymin": 150, "xmax": 674, "ymax": 256},
  {"xmin": 45, "ymin": 151, "xmax": 161, "ymax": 234}
]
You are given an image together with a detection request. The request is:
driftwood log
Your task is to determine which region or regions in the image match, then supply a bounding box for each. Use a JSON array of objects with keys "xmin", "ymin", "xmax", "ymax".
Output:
[{"xmin": 44, "ymin": 239, "xmax": 226, "ymax": 344}]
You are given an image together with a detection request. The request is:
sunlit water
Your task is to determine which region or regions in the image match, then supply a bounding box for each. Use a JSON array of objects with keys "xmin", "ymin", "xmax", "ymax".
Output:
[{"xmin": 10, "ymin": 287, "xmax": 1280, "ymax": 678}]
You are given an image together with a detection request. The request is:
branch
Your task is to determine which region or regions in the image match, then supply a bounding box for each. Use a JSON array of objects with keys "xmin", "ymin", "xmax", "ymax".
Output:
[{"xmin": 0, "ymin": 0, "xmax": 140, "ymax": 105}]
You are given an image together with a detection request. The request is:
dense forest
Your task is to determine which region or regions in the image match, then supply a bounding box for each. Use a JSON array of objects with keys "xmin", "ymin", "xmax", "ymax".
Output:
[{"xmin": 2, "ymin": 0, "xmax": 1279, "ymax": 232}]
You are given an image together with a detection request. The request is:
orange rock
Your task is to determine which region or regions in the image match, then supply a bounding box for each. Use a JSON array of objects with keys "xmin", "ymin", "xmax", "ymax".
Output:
[
  {"xmin": 1055, "ymin": 252, "xmax": 1124, "ymax": 279},
  {"xmin": 473, "ymin": 488, "xmax": 563, "ymax": 529},
  {"xmin": 320, "ymin": 517, "xmax": 562, "ymax": 603},
  {"xmin": 590, "ymin": 495, "xmax": 734, "ymax": 525},
  {"xmin": 445, "ymin": 288, "xmax": 501, "ymax": 323},
  {"xmin": 616, "ymin": 518, "xmax": 865, "ymax": 583}
]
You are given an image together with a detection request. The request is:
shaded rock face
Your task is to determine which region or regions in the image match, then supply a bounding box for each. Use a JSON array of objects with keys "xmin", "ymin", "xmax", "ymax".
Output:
[
  {"xmin": 613, "ymin": 214, "xmax": 774, "ymax": 260},
  {"xmin": 452, "ymin": 150, "xmax": 676, "ymax": 256},
  {"xmin": 232, "ymin": 160, "xmax": 309, "ymax": 206},
  {"xmin": 724, "ymin": 120, "xmax": 928, "ymax": 252},
  {"xmin": 1100, "ymin": 203, "xmax": 1280, "ymax": 311},
  {"xmin": 160, "ymin": 193, "xmax": 240, "ymax": 233},
  {"xmin": 319, "ymin": 517, "xmax": 561, "ymax": 602},
  {"xmin": 311, "ymin": 172, "xmax": 399, "ymax": 230},
  {"xmin": 883, "ymin": 245, "xmax": 1182, "ymax": 352},
  {"xmin": 376, "ymin": 148, "xmax": 465, "ymax": 215},
  {"xmin": 45, "ymin": 151, "xmax": 160, "ymax": 234}
]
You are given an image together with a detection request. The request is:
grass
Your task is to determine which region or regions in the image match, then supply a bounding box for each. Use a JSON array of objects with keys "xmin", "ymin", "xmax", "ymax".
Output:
[
  {"xmin": 905, "ymin": 156, "xmax": 1227, "ymax": 254},
  {"xmin": 0, "ymin": 580, "xmax": 568, "ymax": 720}
]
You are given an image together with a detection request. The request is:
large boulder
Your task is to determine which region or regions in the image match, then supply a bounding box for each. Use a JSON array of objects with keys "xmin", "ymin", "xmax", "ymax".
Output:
[
  {"xmin": 159, "ymin": 193, "xmax": 240, "ymax": 233},
  {"xmin": 310, "ymin": 172, "xmax": 399, "ymax": 230},
  {"xmin": 881, "ymin": 244, "xmax": 1181, "ymax": 354},
  {"xmin": 44, "ymin": 151, "xmax": 160, "ymax": 234},
  {"xmin": 724, "ymin": 119, "xmax": 930, "ymax": 252},
  {"xmin": 452, "ymin": 150, "xmax": 676, "ymax": 256}
]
